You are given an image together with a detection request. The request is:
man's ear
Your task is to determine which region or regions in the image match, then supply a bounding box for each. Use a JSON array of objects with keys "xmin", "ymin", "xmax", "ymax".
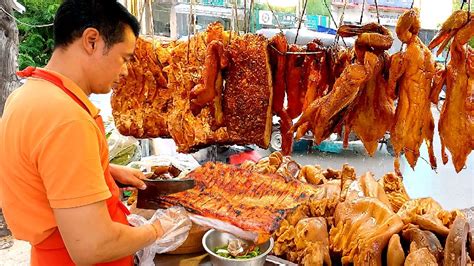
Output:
[{"xmin": 82, "ymin": 28, "xmax": 100, "ymax": 55}]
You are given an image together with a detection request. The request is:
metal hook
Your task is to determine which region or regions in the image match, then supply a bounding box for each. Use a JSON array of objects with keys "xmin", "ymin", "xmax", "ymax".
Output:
[{"xmin": 295, "ymin": 0, "xmax": 309, "ymax": 44}]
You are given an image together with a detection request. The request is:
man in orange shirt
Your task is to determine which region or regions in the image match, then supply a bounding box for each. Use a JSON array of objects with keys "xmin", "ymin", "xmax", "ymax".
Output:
[{"xmin": 0, "ymin": 1, "xmax": 181, "ymax": 265}]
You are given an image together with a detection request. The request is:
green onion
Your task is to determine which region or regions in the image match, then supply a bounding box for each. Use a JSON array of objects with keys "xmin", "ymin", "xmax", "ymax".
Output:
[{"xmin": 212, "ymin": 244, "xmax": 262, "ymax": 259}]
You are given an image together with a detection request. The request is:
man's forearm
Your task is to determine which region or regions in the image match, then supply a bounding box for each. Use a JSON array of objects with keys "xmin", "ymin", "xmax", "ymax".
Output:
[
  {"xmin": 55, "ymin": 200, "xmax": 164, "ymax": 265},
  {"xmin": 89, "ymin": 221, "xmax": 163, "ymax": 264}
]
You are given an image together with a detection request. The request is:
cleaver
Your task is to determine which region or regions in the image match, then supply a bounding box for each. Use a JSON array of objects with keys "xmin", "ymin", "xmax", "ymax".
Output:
[{"xmin": 135, "ymin": 178, "xmax": 195, "ymax": 210}]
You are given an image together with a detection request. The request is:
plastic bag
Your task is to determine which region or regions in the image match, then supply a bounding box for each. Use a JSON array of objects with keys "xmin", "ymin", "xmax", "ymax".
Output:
[
  {"xmin": 107, "ymin": 130, "xmax": 141, "ymax": 165},
  {"xmin": 127, "ymin": 206, "xmax": 192, "ymax": 266}
]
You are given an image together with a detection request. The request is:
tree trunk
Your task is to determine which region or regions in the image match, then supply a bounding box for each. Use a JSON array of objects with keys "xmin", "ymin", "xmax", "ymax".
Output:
[
  {"xmin": 0, "ymin": 0, "xmax": 20, "ymax": 117},
  {"xmin": 0, "ymin": 0, "xmax": 19, "ymax": 249}
]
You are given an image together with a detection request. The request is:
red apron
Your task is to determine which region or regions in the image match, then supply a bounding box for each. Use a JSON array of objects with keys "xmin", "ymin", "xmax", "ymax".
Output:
[{"xmin": 17, "ymin": 66, "xmax": 133, "ymax": 266}]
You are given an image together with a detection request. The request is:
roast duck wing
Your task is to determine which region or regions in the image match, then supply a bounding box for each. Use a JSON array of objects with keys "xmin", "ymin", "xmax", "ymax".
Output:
[
  {"xmin": 389, "ymin": 9, "xmax": 437, "ymax": 173},
  {"xmin": 156, "ymin": 162, "xmax": 323, "ymax": 244},
  {"xmin": 428, "ymin": 10, "xmax": 474, "ymax": 172},
  {"xmin": 329, "ymin": 197, "xmax": 404, "ymax": 265}
]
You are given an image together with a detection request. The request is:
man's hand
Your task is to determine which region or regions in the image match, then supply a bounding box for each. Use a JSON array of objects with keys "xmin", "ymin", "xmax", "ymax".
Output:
[{"xmin": 109, "ymin": 164, "xmax": 146, "ymax": 190}]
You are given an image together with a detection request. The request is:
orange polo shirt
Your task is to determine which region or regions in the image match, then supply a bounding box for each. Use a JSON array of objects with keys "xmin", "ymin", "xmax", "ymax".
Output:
[{"xmin": 0, "ymin": 69, "xmax": 111, "ymax": 245}]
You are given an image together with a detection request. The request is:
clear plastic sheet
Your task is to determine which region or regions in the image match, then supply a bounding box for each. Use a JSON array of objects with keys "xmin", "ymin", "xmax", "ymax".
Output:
[{"xmin": 127, "ymin": 206, "xmax": 192, "ymax": 266}]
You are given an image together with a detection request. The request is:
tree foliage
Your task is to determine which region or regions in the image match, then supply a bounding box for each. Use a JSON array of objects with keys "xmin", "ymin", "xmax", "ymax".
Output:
[
  {"xmin": 15, "ymin": 0, "xmax": 60, "ymax": 70},
  {"xmin": 306, "ymin": 0, "xmax": 331, "ymax": 16}
]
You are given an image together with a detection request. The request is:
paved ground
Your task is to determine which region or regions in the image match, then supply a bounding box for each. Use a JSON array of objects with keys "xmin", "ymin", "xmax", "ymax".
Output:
[{"xmin": 1, "ymin": 108, "xmax": 473, "ymax": 264}]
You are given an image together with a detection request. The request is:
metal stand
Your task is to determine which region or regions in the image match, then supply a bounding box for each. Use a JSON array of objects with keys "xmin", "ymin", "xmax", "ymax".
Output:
[{"xmin": 209, "ymin": 144, "xmax": 218, "ymax": 162}]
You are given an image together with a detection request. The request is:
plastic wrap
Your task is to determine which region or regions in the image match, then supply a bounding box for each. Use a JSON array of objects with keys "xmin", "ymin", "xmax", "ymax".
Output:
[
  {"xmin": 127, "ymin": 206, "xmax": 192, "ymax": 266},
  {"xmin": 107, "ymin": 130, "xmax": 141, "ymax": 166}
]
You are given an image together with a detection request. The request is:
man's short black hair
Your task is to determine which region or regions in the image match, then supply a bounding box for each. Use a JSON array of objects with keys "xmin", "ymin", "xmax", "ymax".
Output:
[{"xmin": 54, "ymin": 0, "xmax": 140, "ymax": 49}]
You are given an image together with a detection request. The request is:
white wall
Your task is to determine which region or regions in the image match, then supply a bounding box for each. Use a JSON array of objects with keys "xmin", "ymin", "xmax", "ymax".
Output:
[{"xmin": 415, "ymin": 0, "xmax": 452, "ymax": 30}]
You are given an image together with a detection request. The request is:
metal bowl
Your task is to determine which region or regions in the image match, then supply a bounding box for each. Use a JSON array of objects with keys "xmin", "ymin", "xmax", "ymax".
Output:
[{"xmin": 202, "ymin": 229, "xmax": 274, "ymax": 266}]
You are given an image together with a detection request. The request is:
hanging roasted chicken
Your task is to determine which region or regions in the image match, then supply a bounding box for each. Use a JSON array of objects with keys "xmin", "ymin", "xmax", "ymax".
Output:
[
  {"xmin": 429, "ymin": 10, "xmax": 474, "ymax": 173},
  {"xmin": 388, "ymin": 9, "xmax": 437, "ymax": 174},
  {"xmin": 338, "ymin": 23, "xmax": 395, "ymax": 155}
]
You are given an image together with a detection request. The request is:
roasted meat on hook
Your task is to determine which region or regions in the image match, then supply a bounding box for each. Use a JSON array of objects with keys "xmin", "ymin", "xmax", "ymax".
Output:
[
  {"xmin": 429, "ymin": 11, "xmax": 474, "ymax": 173},
  {"xmin": 285, "ymin": 45, "xmax": 305, "ymax": 119},
  {"xmin": 290, "ymin": 52, "xmax": 376, "ymax": 144},
  {"xmin": 388, "ymin": 9, "xmax": 437, "ymax": 173}
]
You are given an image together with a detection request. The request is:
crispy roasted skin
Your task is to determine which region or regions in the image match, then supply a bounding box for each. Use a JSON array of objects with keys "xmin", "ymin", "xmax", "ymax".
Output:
[
  {"xmin": 112, "ymin": 37, "xmax": 172, "ymax": 138},
  {"xmin": 329, "ymin": 197, "xmax": 404, "ymax": 265},
  {"xmin": 113, "ymin": 23, "xmax": 273, "ymax": 153},
  {"xmin": 158, "ymin": 162, "xmax": 322, "ymax": 244},
  {"xmin": 429, "ymin": 12, "xmax": 474, "ymax": 172},
  {"xmin": 165, "ymin": 30, "xmax": 229, "ymax": 152},
  {"xmin": 224, "ymin": 34, "xmax": 273, "ymax": 148},
  {"xmin": 389, "ymin": 9, "xmax": 437, "ymax": 173}
]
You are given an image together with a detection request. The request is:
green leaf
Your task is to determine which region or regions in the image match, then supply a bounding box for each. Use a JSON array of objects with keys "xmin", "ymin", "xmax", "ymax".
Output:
[{"xmin": 16, "ymin": 0, "xmax": 59, "ymax": 67}]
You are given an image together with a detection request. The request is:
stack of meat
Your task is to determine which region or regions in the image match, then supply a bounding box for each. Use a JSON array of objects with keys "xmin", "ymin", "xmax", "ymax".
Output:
[
  {"xmin": 245, "ymin": 153, "xmax": 471, "ymax": 265},
  {"xmin": 143, "ymin": 151, "xmax": 472, "ymax": 265},
  {"xmin": 112, "ymin": 23, "xmax": 273, "ymax": 153},
  {"xmin": 112, "ymin": 9, "xmax": 473, "ymax": 173}
]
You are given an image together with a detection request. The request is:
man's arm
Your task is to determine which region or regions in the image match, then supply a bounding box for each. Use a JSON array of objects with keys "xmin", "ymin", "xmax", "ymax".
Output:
[{"xmin": 54, "ymin": 200, "xmax": 163, "ymax": 265}]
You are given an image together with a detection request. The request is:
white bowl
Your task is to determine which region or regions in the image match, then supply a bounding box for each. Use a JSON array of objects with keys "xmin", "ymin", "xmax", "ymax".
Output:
[{"xmin": 202, "ymin": 229, "xmax": 274, "ymax": 266}]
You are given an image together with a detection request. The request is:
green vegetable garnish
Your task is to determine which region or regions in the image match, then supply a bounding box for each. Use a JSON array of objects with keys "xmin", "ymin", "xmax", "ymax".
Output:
[{"xmin": 213, "ymin": 245, "xmax": 261, "ymax": 259}]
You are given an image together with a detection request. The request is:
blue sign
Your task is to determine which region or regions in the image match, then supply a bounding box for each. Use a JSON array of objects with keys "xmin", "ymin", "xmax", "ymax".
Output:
[
  {"xmin": 201, "ymin": 0, "xmax": 225, "ymax": 7},
  {"xmin": 306, "ymin": 15, "xmax": 330, "ymax": 30}
]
